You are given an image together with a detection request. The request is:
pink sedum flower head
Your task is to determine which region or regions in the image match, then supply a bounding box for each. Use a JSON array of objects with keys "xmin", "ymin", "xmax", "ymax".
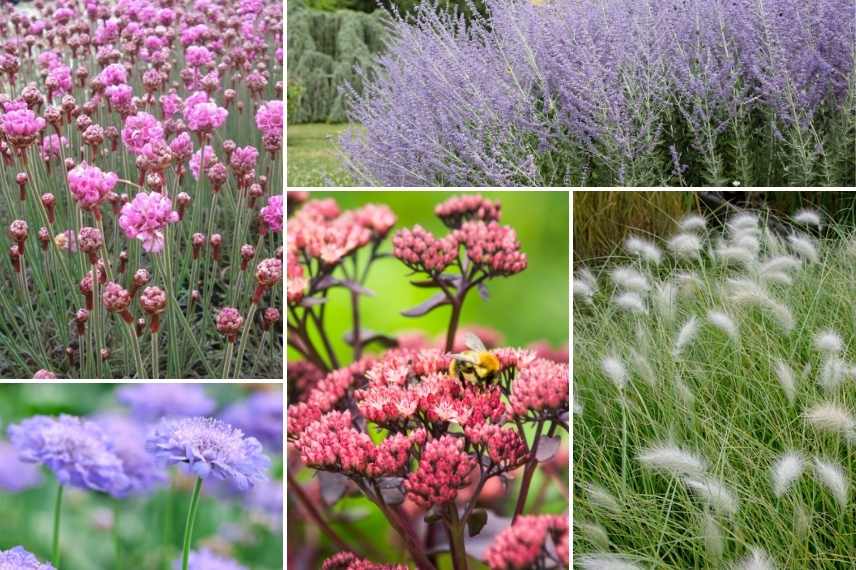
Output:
[
  {"xmin": 455, "ymin": 220, "xmax": 528, "ymax": 276},
  {"xmin": 510, "ymin": 358, "xmax": 569, "ymax": 418},
  {"xmin": 435, "ymin": 194, "xmax": 502, "ymax": 229},
  {"xmin": 355, "ymin": 204, "xmax": 396, "ymax": 238},
  {"xmin": 405, "ymin": 434, "xmax": 476, "ymax": 508},
  {"xmin": 322, "ymin": 552, "xmax": 407, "ymax": 570},
  {"xmin": 67, "ymin": 162, "xmax": 119, "ymax": 211},
  {"xmin": 119, "ymin": 192, "xmax": 180, "ymax": 253},
  {"xmin": 260, "ymin": 194, "xmax": 283, "ymax": 233},
  {"xmin": 122, "ymin": 112, "xmax": 164, "ymax": 155},
  {"xmin": 393, "ymin": 225, "xmax": 459, "ymax": 273},
  {"xmin": 485, "ymin": 514, "xmax": 569, "ymax": 570}
]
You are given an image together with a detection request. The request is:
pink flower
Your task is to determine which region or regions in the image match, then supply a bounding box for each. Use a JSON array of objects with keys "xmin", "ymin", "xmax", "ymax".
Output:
[
  {"xmin": 392, "ymin": 225, "xmax": 459, "ymax": 272},
  {"xmin": 47, "ymin": 64, "xmax": 73, "ymax": 94},
  {"xmin": 185, "ymin": 98, "xmax": 228, "ymax": 133},
  {"xmin": 121, "ymin": 112, "xmax": 164, "ymax": 155},
  {"xmin": 41, "ymin": 134, "xmax": 68, "ymax": 161},
  {"xmin": 33, "ymin": 369, "xmax": 58, "ymax": 379},
  {"xmin": 230, "ymin": 145, "xmax": 258, "ymax": 175},
  {"xmin": 98, "ymin": 63, "xmax": 128, "ymax": 86},
  {"xmin": 455, "ymin": 220, "xmax": 528, "ymax": 276},
  {"xmin": 216, "ymin": 307, "xmax": 244, "ymax": 342},
  {"xmin": 255, "ymin": 100, "xmax": 283, "ymax": 138},
  {"xmin": 322, "ymin": 552, "xmax": 407, "ymax": 570},
  {"xmin": 509, "ymin": 358, "xmax": 569, "ymax": 417},
  {"xmin": 1, "ymin": 108, "xmax": 45, "ymax": 149},
  {"xmin": 105, "ymin": 84, "xmax": 134, "ymax": 109},
  {"xmin": 354, "ymin": 204, "xmax": 396, "ymax": 237},
  {"xmin": 169, "ymin": 133, "xmax": 194, "ymax": 162},
  {"xmin": 485, "ymin": 515, "xmax": 568, "ymax": 570},
  {"xmin": 160, "ymin": 92, "xmax": 183, "ymax": 117},
  {"xmin": 186, "ymin": 46, "xmax": 214, "ymax": 68},
  {"xmin": 67, "ymin": 162, "xmax": 119, "ymax": 211},
  {"xmin": 118, "ymin": 192, "xmax": 179, "ymax": 253},
  {"xmin": 189, "ymin": 145, "xmax": 217, "ymax": 180},
  {"xmin": 102, "ymin": 281, "xmax": 134, "ymax": 323},
  {"xmin": 405, "ymin": 435, "xmax": 476, "ymax": 508},
  {"xmin": 435, "ymin": 194, "xmax": 501, "ymax": 229},
  {"xmin": 260, "ymin": 195, "xmax": 283, "ymax": 233}
]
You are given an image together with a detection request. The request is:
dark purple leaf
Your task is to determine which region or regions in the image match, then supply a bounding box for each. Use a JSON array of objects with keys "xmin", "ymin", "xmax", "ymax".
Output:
[
  {"xmin": 338, "ymin": 279, "xmax": 375, "ymax": 297},
  {"xmin": 467, "ymin": 509, "xmax": 488, "ymax": 537},
  {"xmin": 343, "ymin": 329, "xmax": 397, "ymax": 348},
  {"xmin": 477, "ymin": 282, "xmax": 489, "ymax": 301},
  {"xmin": 317, "ymin": 471, "xmax": 348, "ymax": 505},
  {"xmin": 378, "ymin": 477, "xmax": 405, "ymax": 505},
  {"xmin": 410, "ymin": 274, "xmax": 462, "ymax": 288},
  {"xmin": 299, "ymin": 296, "xmax": 327, "ymax": 307},
  {"xmin": 313, "ymin": 275, "xmax": 337, "ymax": 291},
  {"xmin": 401, "ymin": 292, "xmax": 449, "ymax": 317},
  {"xmin": 535, "ymin": 436, "xmax": 561, "ymax": 462}
]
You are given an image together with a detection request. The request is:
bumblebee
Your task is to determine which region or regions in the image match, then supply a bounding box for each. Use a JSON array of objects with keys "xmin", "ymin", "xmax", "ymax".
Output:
[{"xmin": 449, "ymin": 332, "xmax": 501, "ymax": 384}]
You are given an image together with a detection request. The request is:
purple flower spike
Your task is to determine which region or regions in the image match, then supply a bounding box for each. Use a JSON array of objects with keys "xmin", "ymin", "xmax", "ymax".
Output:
[
  {"xmin": 146, "ymin": 417, "xmax": 270, "ymax": 490},
  {"xmin": 0, "ymin": 546, "xmax": 56, "ymax": 569},
  {"xmin": 173, "ymin": 549, "xmax": 248, "ymax": 570},
  {"xmin": 221, "ymin": 390, "xmax": 283, "ymax": 452},
  {"xmin": 7, "ymin": 415, "xmax": 129, "ymax": 495},
  {"xmin": 117, "ymin": 384, "xmax": 216, "ymax": 420},
  {"xmin": 0, "ymin": 441, "xmax": 42, "ymax": 492}
]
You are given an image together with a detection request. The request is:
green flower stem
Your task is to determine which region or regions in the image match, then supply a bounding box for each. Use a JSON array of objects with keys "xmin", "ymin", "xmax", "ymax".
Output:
[
  {"xmin": 152, "ymin": 331, "xmax": 159, "ymax": 379},
  {"xmin": 114, "ymin": 503, "xmax": 122, "ymax": 570},
  {"xmin": 233, "ymin": 302, "xmax": 258, "ymax": 379},
  {"xmin": 52, "ymin": 484, "xmax": 64, "ymax": 569},
  {"xmin": 222, "ymin": 342, "xmax": 235, "ymax": 378},
  {"xmin": 181, "ymin": 478, "xmax": 204, "ymax": 570}
]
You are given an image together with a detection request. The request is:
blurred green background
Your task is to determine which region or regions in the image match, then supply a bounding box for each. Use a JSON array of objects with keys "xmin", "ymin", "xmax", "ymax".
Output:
[
  {"xmin": 288, "ymin": 191, "xmax": 570, "ymax": 365},
  {"xmin": 0, "ymin": 384, "xmax": 282, "ymax": 570}
]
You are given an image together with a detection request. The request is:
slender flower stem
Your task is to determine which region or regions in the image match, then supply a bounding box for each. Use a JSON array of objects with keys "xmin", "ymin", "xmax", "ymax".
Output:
[
  {"xmin": 286, "ymin": 471, "xmax": 353, "ymax": 553},
  {"xmin": 180, "ymin": 478, "xmax": 204, "ymax": 570},
  {"xmin": 114, "ymin": 503, "xmax": 122, "ymax": 570},
  {"xmin": 52, "ymin": 484, "xmax": 64, "ymax": 569},
  {"xmin": 512, "ymin": 420, "xmax": 556, "ymax": 522},
  {"xmin": 446, "ymin": 506, "xmax": 469, "ymax": 570},
  {"xmin": 233, "ymin": 303, "xmax": 258, "ymax": 379},
  {"xmin": 124, "ymin": 321, "xmax": 146, "ymax": 378},
  {"xmin": 152, "ymin": 331, "xmax": 159, "ymax": 379}
]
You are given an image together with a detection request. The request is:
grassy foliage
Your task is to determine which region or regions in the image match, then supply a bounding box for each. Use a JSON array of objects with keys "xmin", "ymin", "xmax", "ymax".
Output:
[
  {"xmin": 574, "ymin": 209, "xmax": 855, "ymax": 567},
  {"xmin": 286, "ymin": 123, "xmax": 356, "ymax": 186}
]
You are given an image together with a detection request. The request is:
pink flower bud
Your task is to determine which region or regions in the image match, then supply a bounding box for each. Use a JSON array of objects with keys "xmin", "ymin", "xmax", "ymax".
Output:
[
  {"xmin": 8, "ymin": 219, "xmax": 28, "ymax": 253},
  {"xmin": 102, "ymin": 281, "xmax": 133, "ymax": 323},
  {"xmin": 41, "ymin": 193, "xmax": 56, "ymax": 224},
  {"xmin": 140, "ymin": 286, "xmax": 167, "ymax": 333},
  {"xmin": 38, "ymin": 227, "xmax": 50, "ymax": 250},
  {"xmin": 16, "ymin": 172, "xmax": 28, "ymax": 201},
  {"xmin": 9, "ymin": 245, "xmax": 21, "ymax": 273},
  {"xmin": 216, "ymin": 306, "xmax": 243, "ymax": 343},
  {"xmin": 240, "ymin": 244, "xmax": 255, "ymax": 270},
  {"xmin": 75, "ymin": 308, "xmax": 89, "ymax": 336},
  {"xmin": 77, "ymin": 226, "xmax": 103, "ymax": 264},
  {"xmin": 209, "ymin": 233, "xmax": 222, "ymax": 261}
]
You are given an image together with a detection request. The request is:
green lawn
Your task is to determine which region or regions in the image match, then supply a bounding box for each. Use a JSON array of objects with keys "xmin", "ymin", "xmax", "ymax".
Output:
[{"xmin": 287, "ymin": 123, "xmax": 357, "ymax": 187}]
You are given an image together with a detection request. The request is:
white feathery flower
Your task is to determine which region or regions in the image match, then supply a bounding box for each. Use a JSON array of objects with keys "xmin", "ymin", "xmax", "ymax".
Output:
[
  {"xmin": 610, "ymin": 267, "xmax": 650, "ymax": 292},
  {"xmin": 673, "ymin": 316, "xmax": 699, "ymax": 357},
  {"xmin": 772, "ymin": 360, "xmax": 797, "ymax": 404},
  {"xmin": 586, "ymin": 483, "xmax": 621, "ymax": 514},
  {"xmin": 674, "ymin": 376, "xmax": 696, "ymax": 406},
  {"xmin": 667, "ymin": 233, "xmax": 702, "ymax": 259},
  {"xmin": 813, "ymin": 457, "xmax": 849, "ymax": 507},
  {"xmin": 759, "ymin": 255, "xmax": 802, "ymax": 275},
  {"xmin": 728, "ymin": 213, "xmax": 759, "ymax": 233},
  {"xmin": 819, "ymin": 357, "xmax": 850, "ymax": 392},
  {"xmin": 734, "ymin": 548, "xmax": 777, "ymax": 570},
  {"xmin": 771, "ymin": 452, "xmax": 805, "ymax": 498},
  {"xmin": 804, "ymin": 402, "xmax": 855, "ymax": 439},
  {"xmin": 601, "ymin": 356, "xmax": 628, "ymax": 390},
  {"xmin": 574, "ymin": 279, "xmax": 596, "ymax": 303},
  {"xmin": 787, "ymin": 234, "xmax": 819, "ymax": 263},
  {"xmin": 759, "ymin": 271, "xmax": 793, "ymax": 286},
  {"xmin": 614, "ymin": 292, "xmax": 647, "ymax": 314},
  {"xmin": 708, "ymin": 310, "xmax": 739, "ymax": 342},
  {"xmin": 765, "ymin": 299, "xmax": 795, "ymax": 332},
  {"xmin": 652, "ymin": 281, "xmax": 677, "ymax": 321},
  {"xmin": 577, "ymin": 521, "xmax": 610, "ymax": 550},
  {"xmin": 683, "ymin": 476, "xmax": 739, "ymax": 515},
  {"xmin": 638, "ymin": 444, "xmax": 707, "ymax": 477},
  {"xmin": 625, "ymin": 236, "xmax": 662, "ymax": 265},
  {"xmin": 577, "ymin": 267, "xmax": 597, "ymax": 288},
  {"xmin": 630, "ymin": 348, "xmax": 657, "ymax": 387},
  {"xmin": 793, "ymin": 208, "xmax": 822, "ymax": 227},
  {"xmin": 576, "ymin": 554, "xmax": 643, "ymax": 570},
  {"xmin": 679, "ymin": 214, "xmax": 707, "ymax": 232},
  {"xmin": 716, "ymin": 244, "xmax": 756, "ymax": 266},
  {"xmin": 813, "ymin": 329, "xmax": 844, "ymax": 354},
  {"xmin": 701, "ymin": 512, "xmax": 723, "ymax": 560},
  {"xmin": 731, "ymin": 232, "xmax": 761, "ymax": 255}
]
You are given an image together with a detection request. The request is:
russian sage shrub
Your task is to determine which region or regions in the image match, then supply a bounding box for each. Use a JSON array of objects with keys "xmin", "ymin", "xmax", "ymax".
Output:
[{"xmin": 341, "ymin": 0, "xmax": 856, "ymax": 187}]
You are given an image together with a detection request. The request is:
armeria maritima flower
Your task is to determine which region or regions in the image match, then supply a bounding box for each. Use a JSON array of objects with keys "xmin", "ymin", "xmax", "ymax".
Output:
[
  {"xmin": 216, "ymin": 307, "xmax": 244, "ymax": 342},
  {"xmin": 174, "ymin": 549, "xmax": 248, "ymax": 570},
  {"xmin": 0, "ymin": 546, "xmax": 55, "ymax": 570},
  {"xmin": 121, "ymin": 111, "xmax": 164, "ymax": 155},
  {"xmin": 102, "ymin": 281, "xmax": 134, "ymax": 323},
  {"xmin": 1, "ymin": 108, "xmax": 45, "ymax": 149},
  {"xmin": 7, "ymin": 414, "xmax": 130, "ymax": 495},
  {"xmin": 67, "ymin": 162, "xmax": 119, "ymax": 211},
  {"xmin": 117, "ymin": 384, "xmax": 216, "ymax": 420},
  {"xmin": 255, "ymin": 100, "xmax": 283, "ymax": 139},
  {"xmin": 260, "ymin": 194, "xmax": 283, "ymax": 233},
  {"xmin": 321, "ymin": 552, "xmax": 407, "ymax": 570},
  {"xmin": 139, "ymin": 286, "xmax": 168, "ymax": 332},
  {"xmin": 484, "ymin": 514, "xmax": 569, "ymax": 570},
  {"xmin": 146, "ymin": 416, "xmax": 270, "ymax": 490},
  {"xmin": 119, "ymin": 191, "xmax": 180, "ymax": 253}
]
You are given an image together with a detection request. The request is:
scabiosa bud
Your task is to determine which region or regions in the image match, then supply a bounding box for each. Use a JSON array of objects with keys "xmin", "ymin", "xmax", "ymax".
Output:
[
  {"xmin": 259, "ymin": 194, "xmax": 282, "ymax": 233},
  {"xmin": 405, "ymin": 435, "xmax": 477, "ymax": 508},
  {"xmin": 16, "ymin": 172, "xmax": 28, "ymax": 201},
  {"xmin": 192, "ymin": 232, "xmax": 205, "ymax": 259},
  {"xmin": 102, "ymin": 281, "xmax": 134, "ymax": 323},
  {"xmin": 0, "ymin": 546, "xmax": 56, "ymax": 569},
  {"xmin": 119, "ymin": 192, "xmax": 179, "ymax": 253},
  {"xmin": 253, "ymin": 258, "xmax": 282, "ymax": 303},
  {"xmin": 77, "ymin": 226, "xmax": 103, "ymax": 264},
  {"xmin": 176, "ymin": 192, "xmax": 191, "ymax": 220},
  {"xmin": 322, "ymin": 552, "xmax": 406, "ymax": 570},
  {"xmin": 216, "ymin": 307, "xmax": 243, "ymax": 343},
  {"xmin": 8, "ymin": 414, "xmax": 130, "ymax": 495},
  {"xmin": 435, "ymin": 195, "xmax": 501, "ymax": 229},
  {"xmin": 393, "ymin": 225, "xmax": 459, "ymax": 273},
  {"xmin": 485, "ymin": 514, "xmax": 569, "ymax": 570},
  {"xmin": 140, "ymin": 286, "xmax": 167, "ymax": 333},
  {"xmin": 41, "ymin": 193, "xmax": 56, "ymax": 224},
  {"xmin": 8, "ymin": 220, "xmax": 28, "ymax": 253},
  {"xmin": 75, "ymin": 308, "xmax": 89, "ymax": 336},
  {"xmin": 210, "ymin": 233, "xmax": 222, "ymax": 261},
  {"xmin": 146, "ymin": 416, "xmax": 269, "ymax": 490},
  {"xmin": 67, "ymin": 162, "xmax": 118, "ymax": 215},
  {"xmin": 261, "ymin": 307, "xmax": 280, "ymax": 331},
  {"xmin": 240, "ymin": 244, "xmax": 255, "ymax": 270},
  {"xmin": 455, "ymin": 221, "xmax": 527, "ymax": 276}
]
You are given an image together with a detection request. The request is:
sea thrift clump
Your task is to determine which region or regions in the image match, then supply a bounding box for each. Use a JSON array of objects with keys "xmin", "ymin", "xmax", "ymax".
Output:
[
  {"xmin": 119, "ymin": 192, "xmax": 180, "ymax": 253},
  {"xmin": 67, "ymin": 162, "xmax": 119, "ymax": 211},
  {"xmin": 260, "ymin": 194, "xmax": 283, "ymax": 233},
  {"xmin": 485, "ymin": 514, "xmax": 569, "ymax": 570}
]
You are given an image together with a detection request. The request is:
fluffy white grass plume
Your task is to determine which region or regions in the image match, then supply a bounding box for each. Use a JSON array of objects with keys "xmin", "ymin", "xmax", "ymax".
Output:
[
  {"xmin": 675, "ymin": 271, "xmax": 703, "ymax": 293},
  {"xmin": 701, "ymin": 513, "xmax": 724, "ymax": 560},
  {"xmin": 804, "ymin": 402, "xmax": 855, "ymax": 440},
  {"xmin": 574, "ymin": 279, "xmax": 596, "ymax": 304},
  {"xmin": 673, "ymin": 316, "xmax": 699, "ymax": 357},
  {"xmin": 667, "ymin": 233, "xmax": 702, "ymax": 259},
  {"xmin": 673, "ymin": 376, "xmax": 696, "ymax": 406},
  {"xmin": 613, "ymin": 292, "xmax": 647, "ymax": 314},
  {"xmin": 577, "ymin": 520, "xmax": 610, "ymax": 550},
  {"xmin": 812, "ymin": 457, "xmax": 849, "ymax": 507},
  {"xmin": 679, "ymin": 214, "xmax": 707, "ymax": 232},
  {"xmin": 792, "ymin": 208, "xmax": 822, "ymax": 227},
  {"xmin": 818, "ymin": 357, "xmax": 852, "ymax": 392},
  {"xmin": 629, "ymin": 348, "xmax": 657, "ymax": 387},
  {"xmin": 731, "ymin": 232, "xmax": 761, "ymax": 255},
  {"xmin": 638, "ymin": 444, "xmax": 707, "ymax": 476},
  {"xmin": 652, "ymin": 281, "xmax": 677, "ymax": 321},
  {"xmin": 708, "ymin": 310, "xmax": 739, "ymax": 342},
  {"xmin": 576, "ymin": 554, "xmax": 643, "ymax": 570},
  {"xmin": 770, "ymin": 452, "xmax": 805, "ymax": 498},
  {"xmin": 611, "ymin": 267, "xmax": 650, "ymax": 292},
  {"xmin": 757, "ymin": 255, "xmax": 801, "ymax": 285},
  {"xmin": 601, "ymin": 355, "xmax": 628, "ymax": 390},
  {"xmin": 772, "ymin": 360, "xmax": 797, "ymax": 404},
  {"xmin": 683, "ymin": 476, "xmax": 739, "ymax": 515},
  {"xmin": 733, "ymin": 548, "xmax": 776, "ymax": 570},
  {"xmin": 728, "ymin": 213, "xmax": 760, "ymax": 233},
  {"xmin": 813, "ymin": 329, "xmax": 844, "ymax": 354},
  {"xmin": 787, "ymin": 234, "xmax": 819, "ymax": 263},
  {"xmin": 625, "ymin": 236, "xmax": 662, "ymax": 265},
  {"xmin": 715, "ymin": 244, "xmax": 756, "ymax": 266},
  {"xmin": 585, "ymin": 482, "xmax": 621, "ymax": 514},
  {"xmin": 727, "ymin": 279, "xmax": 794, "ymax": 332}
]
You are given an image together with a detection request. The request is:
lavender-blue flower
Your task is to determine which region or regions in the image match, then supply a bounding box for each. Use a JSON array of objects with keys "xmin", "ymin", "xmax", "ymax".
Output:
[
  {"xmin": 92, "ymin": 413, "xmax": 167, "ymax": 497},
  {"xmin": 0, "ymin": 440, "xmax": 42, "ymax": 492},
  {"xmin": 172, "ymin": 549, "xmax": 248, "ymax": 570},
  {"xmin": 117, "ymin": 384, "xmax": 216, "ymax": 420},
  {"xmin": 221, "ymin": 390, "xmax": 283, "ymax": 452},
  {"xmin": 0, "ymin": 546, "xmax": 55, "ymax": 570}
]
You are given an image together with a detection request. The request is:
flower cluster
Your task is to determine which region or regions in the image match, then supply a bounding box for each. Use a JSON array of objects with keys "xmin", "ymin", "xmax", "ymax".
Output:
[
  {"xmin": 66, "ymin": 162, "xmax": 119, "ymax": 212},
  {"xmin": 456, "ymin": 221, "xmax": 528, "ymax": 276},
  {"xmin": 176, "ymin": 549, "xmax": 248, "ymax": 570},
  {"xmin": 119, "ymin": 192, "xmax": 180, "ymax": 253},
  {"xmin": 321, "ymin": 552, "xmax": 407, "ymax": 570},
  {"xmin": 435, "ymin": 195, "xmax": 502, "ymax": 229},
  {"xmin": 485, "ymin": 514, "xmax": 569, "ymax": 570},
  {"xmin": 117, "ymin": 384, "xmax": 216, "ymax": 420},
  {"xmin": 510, "ymin": 358, "xmax": 569, "ymax": 418},
  {"xmin": 0, "ymin": 547, "xmax": 55, "ymax": 570},
  {"xmin": 392, "ymin": 225, "xmax": 459, "ymax": 273},
  {"xmin": 405, "ymin": 435, "xmax": 477, "ymax": 507}
]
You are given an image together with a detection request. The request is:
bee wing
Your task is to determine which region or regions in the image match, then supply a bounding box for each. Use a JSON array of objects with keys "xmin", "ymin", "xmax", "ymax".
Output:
[{"xmin": 463, "ymin": 332, "xmax": 487, "ymax": 353}]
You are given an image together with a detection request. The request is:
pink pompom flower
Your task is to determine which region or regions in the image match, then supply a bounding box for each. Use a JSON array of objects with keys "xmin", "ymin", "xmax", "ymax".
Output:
[
  {"xmin": 121, "ymin": 112, "xmax": 164, "ymax": 155},
  {"xmin": 118, "ymin": 192, "xmax": 179, "ymax": 253},
  {"xmin": 255, "ymin": 100, "xmax": 283, "ymax": 139},
  {"xmin": 67, "ymin": 162, "xmax": 119, "ymax": 214},
  {"xmin": 1, "ymin": 108, "xmax": 46, "ymax": 149},
  {"xmin": 484, "ymin": 514, "xmax": 568, "ymax": 570},
  {"xmin": 185, "ymin": 99, "xmax": 228, "ymax": 134},
  {"xmin": 259, "ymin": 194, "xmax": 283, "ymax": 233}
]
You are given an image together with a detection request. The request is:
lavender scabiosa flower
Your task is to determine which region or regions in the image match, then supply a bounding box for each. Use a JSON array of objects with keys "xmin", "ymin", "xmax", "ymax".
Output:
[
  {"xmin": 117, "ymin": 384, "xmax": 215, "ymax": 421},
  {"xmin": 221, "ymin": 390, "xmax": 283, "ymax": 452},
  {"xmin": 173, "ymin": 549, "xmax": 248, "ymax": 570},
  {"xmin": 0, "ymin": 440, "xmax": 42, "ymax": 492},
  {"xmin": 92, "ymin": 413, "xmax": 167, "ymax": 497},
  {"xmin": 0, "ymin": 547, "xmax": 55, "ymax": 570}
]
